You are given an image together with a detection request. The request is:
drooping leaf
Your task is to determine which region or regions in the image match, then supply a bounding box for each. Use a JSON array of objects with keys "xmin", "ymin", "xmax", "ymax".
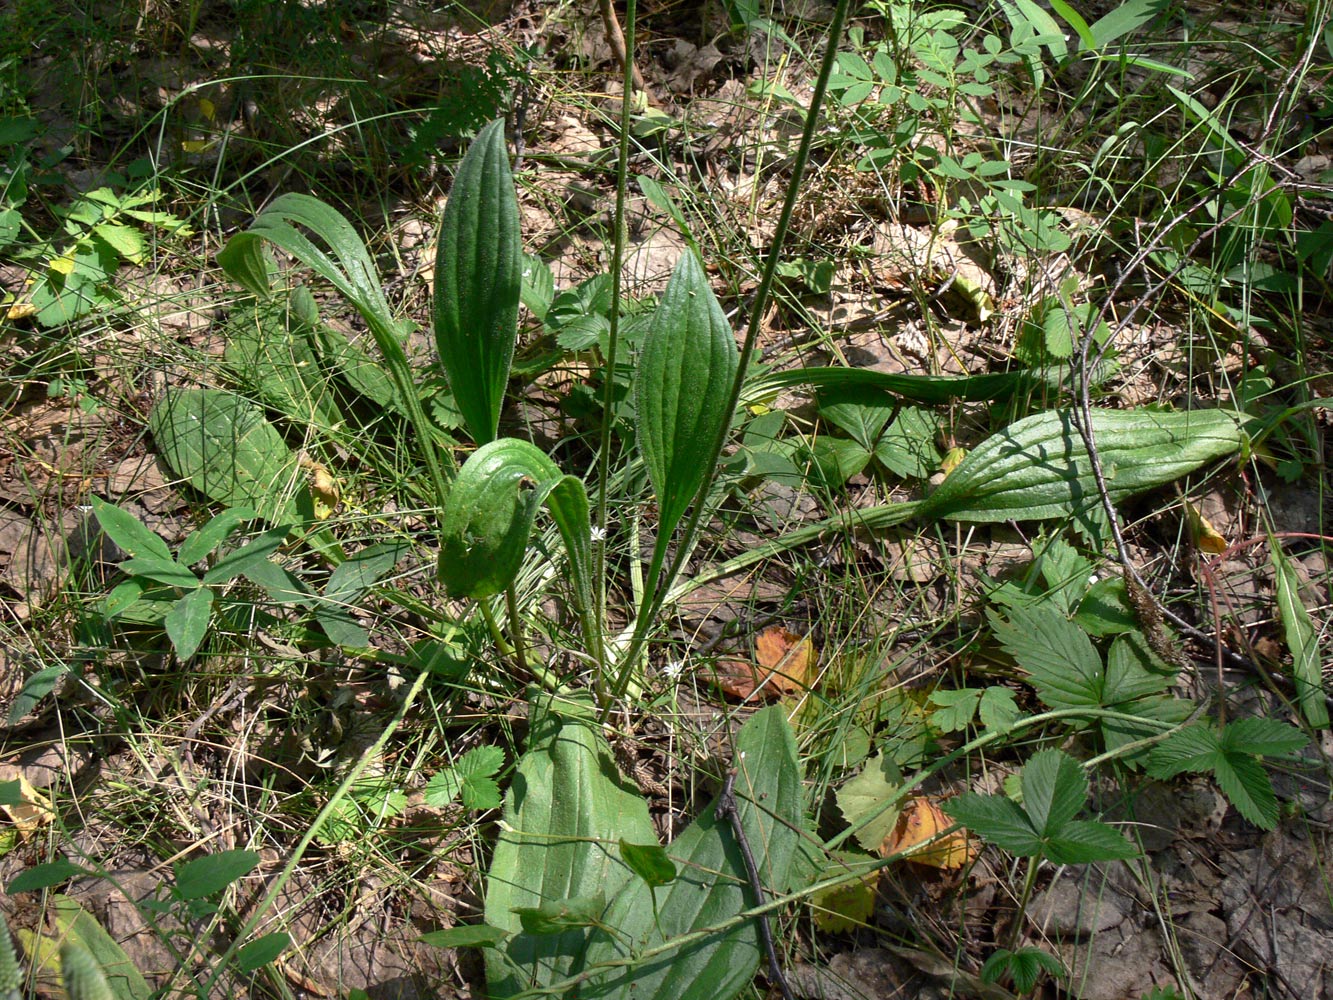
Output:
[
  {"xmin": 634, "ymin": 250, "xmax": 739, "ymax": 547},
  {"xmin": 484, "ymin": 702, "xmax": 657, "ymax": 999},
  {"xmin": 148, "ymin": 388, "xmax": 301, "ymax": 524},
  {"xmin": 1270, "ymin": 539, "xmax": 1329, "ymax": 728},
  {"xmin": 433, "ymin": 119, "xmax": 522, "ymax": 445},
  {"xmin": 436, "ymin": 439, "xmax": 594, "ymax": 635},
  {"xmin": 581, "ymin": 707, "xmax": 806, "ymax": 1000},
  {"xmin": 619, "ymin": 841, "xmax": 678, "ymax": 888},
  {"xmin": 235, "ymin": 933, "xmax": 289, "ymax": 972},
  {"xmin": 918, "ymin": 408, "xmax": 1245, "ymax": 523},
  {"xmin": 420, "ymin": 924, "xmax": 510, "ymax": 950}
]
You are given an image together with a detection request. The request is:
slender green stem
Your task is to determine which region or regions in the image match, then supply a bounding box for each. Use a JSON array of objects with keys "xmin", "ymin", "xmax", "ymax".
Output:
[
  {"xmin": 200, "ymin": 669, "xmax": 429, "ymax": 996},
  {"xmin": 504, "ymin": 583, "xmax": 530, "ymax": 677},
  {"xmin": 606, "ymin": 0, "xmax": 854, "ymax": 709},
  {"xmin": 591, "ymin": 0, "xmax": 639, "ymax": 687},
  {"xmin": 1009, "ymin": 856, "xmax": 1042, "ymax": 951}
]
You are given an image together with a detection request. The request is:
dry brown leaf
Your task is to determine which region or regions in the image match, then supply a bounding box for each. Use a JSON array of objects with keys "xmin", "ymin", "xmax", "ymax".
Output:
[
  {"xmin": 881, "ymin": 796, "xmax": 977, "ymax": 869},
  {"xmin": 712, "ymin": 626, "xmax": 818, "ymax": 702}
]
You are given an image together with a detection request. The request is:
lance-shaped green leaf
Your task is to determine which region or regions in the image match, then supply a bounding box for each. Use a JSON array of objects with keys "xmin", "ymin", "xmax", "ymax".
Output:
[
  {"xmin": 434, "ymin": 119, "xmax": 522, "ymax": 445},
  {"xmin": 485, "ymin": 701, "xmax": 657, "ymax": 998},
  {"xmin": 437, "ymin": 439, "xmax": 595, "ymax": 637},
  {"xmin": 917, "ymin": 408, "xmax": 1246, "ymax": 523},
  {"xmin": 581, "ymin": 706, "xmax": 806, "ymax": 1000},
  {"xmin": 635, "ymin": 251, "xmax": 739, "ymax": 543}
]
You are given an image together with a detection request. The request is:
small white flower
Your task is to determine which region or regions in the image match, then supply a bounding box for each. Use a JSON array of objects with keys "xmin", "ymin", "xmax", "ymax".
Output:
[
  {"xmin": 661, "ymin": 659, "xmax": 684, "ymax": 681},
  {"xmin": 590, "ymin": 525, "xmax": 607, "ymax": 543},
  {"xmin": 1088, "ymin": 573, "xmax": 1100, "ymax": 586}
]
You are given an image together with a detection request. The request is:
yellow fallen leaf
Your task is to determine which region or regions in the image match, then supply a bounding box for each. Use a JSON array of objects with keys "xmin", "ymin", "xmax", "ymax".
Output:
[
  {"xmin": 198, "ymin": 97, "xmax": 216, "ymax": 121},
  {"xmin": 48, "ymin": 256, "xmax": 74, "ymax": 276},
  {"xmin": 0, "ymin": 771, "xmax": 54, "ymax": 839},
  {"xmin": 6, "ymin": 300, "xmax": 36, "ymax": 320},
  {"xmin": 1183, "ymin": 499, "xmax": 1227, "ymax": 555},
  {"xmin": 301, "ymin": 457, "xmax": 340, "ymax": 520},
  {"xmin": 881, "ymin": 796, "xmax": 977, "ymax": 869},
  {"xmin": 810, "ymin": 862, "xmax": 878, "ymax": 933},
  {"xmin": 940, "ymin": 446, "xmax": 967, "ymax": 478}
]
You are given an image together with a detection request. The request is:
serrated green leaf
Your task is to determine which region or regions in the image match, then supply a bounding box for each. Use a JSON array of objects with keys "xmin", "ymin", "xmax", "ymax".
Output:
[
  {"xmin": 929, "ymin": 688, "xmax": 982, "ymax": 733},
  {"xmin": 1044, "ymin": 820, "xmax": 1138, "ymax": 863},
  {"xmin": 1270, "ymin": 540, "xmax": 1329, "ymax": 728},
  {"xmin": 943, "ymin": 793, "xmax": 1041, "ymax": 856},
  {"xmin": 978, "ymin": 687, "xmax": 1021, "ymax": 732},
  {"xmin": 835, "ymin": 751, "xmax": 904, "ymax": 852},
  {"xmin": 990, "ymin": 604, "xmax": 1103, "ymax": 711},
  {"xmin": 1221, "ymin": 717, "xmax": 1308, "ymax": 757},
  {"xmin": 635, "ymin": 250, "xmax": 739, "ymax": 547},
  {"xmin": 148, "ymin": 388, "xmax": 300, "ymax": 524},
  {"xmin": 434, "ymin": 119, "xmax": 521, "ymax": 445},
  {"xmin": 1021, "ymin": 749, "xmax": 1086, "ymax": 837},
  {"xmin": 1210, "ymin": 751, "xmax": 1278, "ymax": 829}
]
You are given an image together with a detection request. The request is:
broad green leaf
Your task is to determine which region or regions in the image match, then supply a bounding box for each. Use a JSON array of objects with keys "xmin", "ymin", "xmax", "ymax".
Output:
[
  {"xmin": 581, "ymin": 707, "xmax": 805, "ymax": 1000},
  {"xmin": 6, "ymin": 664, "xmax": 68, "ymax": 725},
  {"xmin": 200, "ymin": 525, "xmax": 293, "ymax": 585},
  {"xmin": 164, "ymin": 587, "xmax": 213, "ymax": 660},
  {"xmin": 1088, "ymin": 0, "xmax": 1168, "ymax": 50},
  {"xmin": 437, "ymin": 440, "xmax": 595, "ymax": 646},
  {"xmin": 484, "ymin": 703, "xmax": 656, "ymax": 998},
  {"xmin": 918, "ymin": 408, "xmax": 1245, "ymax": 523},
  {"xmin": 1147, "ymin": 722, "xmax": 1290, "ymax": 829},
  {"xmin": 7, "ymin": 859, "xmax": 90, "ymax": 894},
  {"xmin": 635, "ymin": 250, "xmax": 739, "ymax": 545},
  {"xmin": 117, "ymin": 556, "xmax": 199, "ymax": 589},
  {"xmin": 90, "ymin": 498, "xmax": 171, "ymax": 561},
  {"xmin": 516, "ymin": 896, "xmax": 607, "ymax": 935},
  {"xmin": 1270, "ymin": 540, "xmax": 1329, "ymax": 728},
  {"xmin": 1048, "ymin": 0, "xmax": 1094, "ymax": 51},
  {"xmin": 178, "ymin": 507, "xmax": 257, "ymax": 567},
  {"xmin": 235, "ymin": 933, "xmax": 289, "ymax": 972},
  {"xmin": 223, "ymin": 295, "xmax": 345, "ymax": 433},
  {"xmin": 174, "ymin": 848, "xmax": 260, "ymax": 900},
  {"xmin": 1021, "ymin": 749, "xmax": 1086, "ymax": 837},
  {"xmin": 41, "ymin": 896, "xmax": 150, "ymax": 1000},
  {"xmin": 749, "ymin": 366, "xmax": 1023, "ymax": 406},
  {"xmin": 148, "ymin": 389, "xmax": 301, "ymax": 524},
  {"xmin": 434, "ymin": 119, "xmax": 522, "ymax": 445},
  {"xmin": 57, "ymin": 942, "xmax": 117, "ymax": 1000}
]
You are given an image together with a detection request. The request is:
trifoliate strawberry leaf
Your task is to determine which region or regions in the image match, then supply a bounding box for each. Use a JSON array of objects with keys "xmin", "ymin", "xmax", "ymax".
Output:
[
  {"xmin": 989, "ymin": 604, "xmax": 1102, "ymax": 711},
  {"xmin": 978, "ymin": 687, "xmax": 1021, "ymax": 733},
  {"xmin": 942, "ymin": 793, "xmax": 1041, "ymax": 856},
  {"xmin": 929, "ymin": 689, "xmax": 982, "ymax": 732},
  {"xmin": 1221, "ymin": 717, "xmax": 1308, "ymax": 757}
]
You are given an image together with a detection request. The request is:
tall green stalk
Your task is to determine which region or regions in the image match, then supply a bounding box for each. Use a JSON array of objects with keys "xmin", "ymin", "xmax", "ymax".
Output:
[
  {"xmin": 603, "ymin": 0, "xmax": 854, "ymax": 714},
  {"xmin": 592, "ymin": 0, "xmax": 640, "ymax": 708}
]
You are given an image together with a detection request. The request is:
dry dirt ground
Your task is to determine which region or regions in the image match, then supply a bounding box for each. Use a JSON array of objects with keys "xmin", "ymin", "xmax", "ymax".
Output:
[{"xmin": 1, "ymin": 1, "xmax": 1331, "ymax": 998}]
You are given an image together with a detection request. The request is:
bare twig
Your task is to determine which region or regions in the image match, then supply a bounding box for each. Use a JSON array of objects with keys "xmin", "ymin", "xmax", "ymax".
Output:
[{"xmin": 597, "ymin": 0, "xmax": 646, "ymax": 94}]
